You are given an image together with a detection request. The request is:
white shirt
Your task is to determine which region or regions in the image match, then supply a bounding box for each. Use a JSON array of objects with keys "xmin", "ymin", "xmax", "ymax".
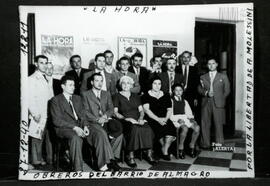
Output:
[
  {"xmin": 209, "ymin": 70, "xmax": 217, "ymax": 81},
  {"xmin": 92, "ymin": 89, "xmax": 101, "ymax": 100},
  {"xmin": 63, "ymin": 93, "xmax": 78, "ymax": 120},
  {"xmin": 133, "ymin": 66, "xmax": 140, "ymax": 76},
  {"xmin": 105, "ymin": 66, "xmax": 115, "ymax": 74},
  {"xmin": 95, "ymin": 69, "xmax": 107, "ymax": 91}
]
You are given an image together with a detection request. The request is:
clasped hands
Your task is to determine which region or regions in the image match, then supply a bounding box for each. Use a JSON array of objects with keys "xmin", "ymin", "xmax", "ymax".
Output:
[
  {"xmin": 125, "ymin": 118, "xmax": 145, "ymax": 125},
  {"xmin": 73, "ymin": 126, "xmax": 89, "ymax": 138}
]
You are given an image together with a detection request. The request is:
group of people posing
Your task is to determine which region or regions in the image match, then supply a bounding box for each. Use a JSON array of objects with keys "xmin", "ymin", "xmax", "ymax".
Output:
[{"xmin": 28, "ymin": 50, "xmax": 230, "ymax": 172}]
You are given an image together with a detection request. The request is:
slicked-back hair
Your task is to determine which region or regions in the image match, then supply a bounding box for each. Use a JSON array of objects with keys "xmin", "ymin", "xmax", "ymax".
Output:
[
  {"xmin": 69, "ymin": 55, "xmax": 81, "ymax": 64},
  {"xmin": 131, "ymin": 52, "xmax": 143, "ymax": 61},
  {"xmin": 60, "ymin": 75, "xmax": 75, "ymax": 85},
  {"xmin": 34, "ymin": 55, "xmax": 48, "ymax": 63},
  {"xmin": 95, "ymin": 53, "xmax": 106, "ymax": 62}
]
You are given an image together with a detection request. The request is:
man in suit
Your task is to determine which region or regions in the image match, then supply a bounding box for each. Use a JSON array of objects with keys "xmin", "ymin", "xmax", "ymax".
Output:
[
  {"xmin": 104, "ymin": 50, "xmax": 118, "ymax": 74},
  {"xmin": 65, "ymin": 55, "xmax": 89, "ymax": 95},
  {"xmin": 50, "ymin": 75, "xmax": 89, "ymax": 171},
  {"xmin": 198, "ymin": 58, "xmax": 230, "ymax": 148},
  {"xmin": 81, "ymin": 73, "xmax": 122, "ymax": 171},
  {"xmin": 176, "ymin": 51, "xmax": 200, "ymax": 111},
  {"xmin": 114, "ymin": 56, "xmax": 141, "ymax": 94},
  {"xmin": 80, "ymin": 53, "xmax": 116, "ymax": 95},
  {"xmin": 28, "ymin": 55, "xmax": 54, "ymax": 168},
  {"xmin": 158, "ymin": 58, "xmax": 184, "ymax": 94},
  {"xmin": 128, "ymin": 53, "xmax": 149, "ymax": 94}
]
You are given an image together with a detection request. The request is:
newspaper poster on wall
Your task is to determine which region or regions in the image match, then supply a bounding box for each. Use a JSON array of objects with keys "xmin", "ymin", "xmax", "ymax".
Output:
[
  {"xmin": 41, "ymin": 35, "xmax": 74, "ymax": 76},
  {"xmin": 19, "ymin": 4, "xmax": 254, "ymax": 180},
  {"xmin": 118, "ymin": 37, "xmax": 147, "ymax": 66}
]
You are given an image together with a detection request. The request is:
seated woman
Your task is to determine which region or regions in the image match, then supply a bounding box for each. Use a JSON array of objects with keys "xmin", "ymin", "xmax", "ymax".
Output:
[
  {"xmin": 170, "ymin": 83, "xmax": 200, "ymax": 159},
  {"xmin": 113, "ymin": 75, "xmax": 156, "ymax": 168},
  {"xmin": 142, "ymin": 76, "xmax": 176, "ymax": 161}
]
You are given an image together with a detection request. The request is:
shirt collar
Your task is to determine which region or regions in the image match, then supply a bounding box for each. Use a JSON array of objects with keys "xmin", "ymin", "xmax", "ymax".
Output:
[
  {"xmin": 63, "ymin": 92, "xmax": 72, "ymax": 102},
  {"xmin": 92, "ymin": 88, "xmax": 101, "ymax": 98}
]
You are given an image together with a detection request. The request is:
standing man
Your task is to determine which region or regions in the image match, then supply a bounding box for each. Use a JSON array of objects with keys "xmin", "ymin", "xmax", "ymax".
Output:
[
  {"xmin": 65, "ymin": 55, "xmax": 89, "ymax": 95},
  {"xmin": 50, "ymin": 75, "xmax": 89, "ymax": 171},
  {"xmin": 128, "ymin": 53, "xmax": 149, "ymax": 94},
  {"xmin": 158, "ymin": 58, "xmax": 184, "ymax": 94},
  {"xmin": 28, "ymin": 55, "xmax": 54, "ymax": 167},
  {"xmin": 150, "ymin": 55, "xmax": 163, "ymax": 74},
  {"xmin": 176, "ymin": 51, "xmax": 200, "ymax": 111},
  {"xmin": 80, "ymin": 53, "xmax": 116, "ymax": 95},
  {"xmin": 81, "ymin": 73, "xmax": 122, "ymax": 171},
  {"xmin": 198, "ymin": 58, "xmax": 230, "ymax": 148},
  {"xmin": 104, "ymin": 50, "xmax": 118, "ymax": 74},
  {"xmin": 114, "ymin": 56, "xmax": 141, "ymax": 94}
]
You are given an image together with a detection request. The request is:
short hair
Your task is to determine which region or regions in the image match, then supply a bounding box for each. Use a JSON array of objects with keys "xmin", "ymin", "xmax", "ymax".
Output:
[
  {"xmin": 34, "ymin": 55, "xmax": 48, "ymax": 63},
  {"xmin": 207, "ymin": 56, "xmax": 218, "ymax": 63},
  {"xmin": 171, "ymin": 83, "xmax": 184, "ymax": 93},
  {"xmin": 149, "ymin": 75, "xmax": 162, "ymax": 86},
  {"xmin": 166, "ymin": 57, "xmax": 176, "ymax": 63},
  {"xmin": 180, "ymin": 51, "xmax": 192, "ymax": 57},
  {"xmin": 69, "ymin": 55, "xmax": 81, "ymax": 64},
  {"xmin": 119, "ymin": 75, "xmax": 134, "ymax": 86},
  {"xmin": 119, "ymin": 56, "xmax": 131, "ymax": 65},
  {"xmin": 131, "ymin": 53, "xmax": 143, "ymax": 61},
  {"xmin": 89, "ymin": 72, "xmax": 103, "ymax": 82},
  {"xmin": 60, "ymin": 75, "xmax": 75, "ymax": 85},
  {"xmin": 153, "ymin": 55, "xmax": 162, "ymax": 61},
  {"xmin": 95, "ymin": 53, "xmax": 106, "ymax": 62},
  {"xmin": 104, "ymin": 50, "xmax": 114, "ymax": 56}
]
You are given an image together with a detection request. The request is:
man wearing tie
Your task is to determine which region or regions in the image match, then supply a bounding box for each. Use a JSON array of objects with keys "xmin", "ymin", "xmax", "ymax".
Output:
[
  {"xmin": 128, "ymin": 53, "xmax": 149, "ymax": 94},
  {"xmin": 198, "ymin": 58, "xmax": 230, "ymax": 148},
  {"xmin": 65, "ymin": 55, "xmax": 89, "ymax": 95},
  {"xmin": 176, "ymin": 51, "xmax": 200, "ymax": 112},
  {"xmin": 80, "ymin": 53, "xmax": 116, "ymax": 95},
  {"xmin": 50, "ymin": 75, "xmax": 89, "ymax": 171},
  {"xmin": 81, "ymin": 73, "xmax": 122, "ymax": 171},
  {"xmin": 158, "ymin": 58, "xmax": 184, "ymax": 94}
]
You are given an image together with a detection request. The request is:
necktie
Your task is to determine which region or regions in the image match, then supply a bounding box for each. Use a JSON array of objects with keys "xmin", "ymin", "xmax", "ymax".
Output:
[
  {"xmin": 96, "ymin": 92, "xmax": 103, "ymax": 116},
  {"xmin": 76, "ymin": 69, "xmax": 80, "ymax": 77},
  {"xmin": 209, "ymin": 72, "xmax": 214, "ymax": 94},
  {"xmin": 69, "ymin": 96, "xmax": 78, "ymax": 120},
  {"xmin": 169, "ymin": 72, "xmax": 174, "ymax": 86},
  {"xmin": 183, "ymin": 65, "xmax": 187, "ymax": 86},
  {"xmin": 43, "ymin": 74, "xmax": 48, "ymax": 83}
]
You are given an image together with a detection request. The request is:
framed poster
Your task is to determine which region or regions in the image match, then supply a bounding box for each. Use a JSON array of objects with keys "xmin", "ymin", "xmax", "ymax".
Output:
[
  {"xmin": 153, "ymin": 40, "xmax": 177, "ymax": 59},
  {"xmin": 118, "ymin": 37, "xmax": 147, "ymax": 66}
]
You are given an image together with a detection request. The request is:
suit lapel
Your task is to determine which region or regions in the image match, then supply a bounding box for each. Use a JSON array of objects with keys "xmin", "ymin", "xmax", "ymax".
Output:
[
  {"xmin": 60, "ymin": 94, "xmax": 75, "ymax": 119},
  {"xmin": 213, "ymin": 72, "xmax": 220, "ymax": 85},
  {"xmin": 89, "ymin": 89, "xmax": 100, "ymax": 105}
]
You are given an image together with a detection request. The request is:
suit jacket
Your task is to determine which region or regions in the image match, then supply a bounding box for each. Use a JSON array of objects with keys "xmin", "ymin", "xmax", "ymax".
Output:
[
  {"xmin": 114, "ymin": 71, "xmax": 141, "ymax": 94},
  {"xmin": 65, "ymin": 68, "xmax": 89, "ymax": 95},
  {"xmin": 80, "ymin": 70, "xmax": 116, "ymax": 95},
  {"xmin": 28, "ymin": 71, "xmax": 54, "ymax": 120},
  {"xmin": 198, "ymin": 72, "xmax": 230, "ymax": 108},
  {"xmin": 81, "ymin": 89, "xmax": 114, "ymax": 123},
  {"xmin": 128, "ymin": 66, "xmax": 149, "ymax": 94},
  {"xmin": 158, "ymin": 72, "xmax": 185, "ymax": 94},
  {"xmin": 49, "ymin": 94, "xmax": 86, "ymax": 134},
  {"xmin": 175, "ymin": 65, "xmax": 199, "ymax": 102}
]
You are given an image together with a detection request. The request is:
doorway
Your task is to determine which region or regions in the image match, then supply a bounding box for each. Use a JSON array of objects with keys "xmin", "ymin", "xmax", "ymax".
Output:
[{"xmin": 195, "ymin": 21, "xmax": 236, "ymax": 138}]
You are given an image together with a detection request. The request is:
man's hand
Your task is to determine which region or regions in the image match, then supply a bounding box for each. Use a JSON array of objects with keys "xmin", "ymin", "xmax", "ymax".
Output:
[
  {"xmin": 208, "ymin": 91, "xmax": 214, "ymax": 97},
  {"xmin": 158, "ymin": 118, "xmax": 166, "ymax": 126},
  {"xmin": 97, "ymin": 117, "xmax": 108, "ymax": 125},
  {"xmin": 73, "ymin": 126, "xmax": 86, "ymax": 138},
  {"xmin": 83, "ymin": 126, "xmax": 89, "ymax": 136},
  {"xmin": 33, "ymin": 114, "xmax": 41, "ymax": 123},
  {"xmin": 177, "ymin": 119, "xmax": 185, "ymax": 125}
]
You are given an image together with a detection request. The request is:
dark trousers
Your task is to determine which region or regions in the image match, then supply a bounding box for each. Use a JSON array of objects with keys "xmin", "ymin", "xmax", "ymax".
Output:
[
  {"xmin": 56, "ymin": 129, "xmax": 83, "ymax": 171},
  {"xmin": 200, "ymin": 98, "xmax": 225, "ymax": 147}
]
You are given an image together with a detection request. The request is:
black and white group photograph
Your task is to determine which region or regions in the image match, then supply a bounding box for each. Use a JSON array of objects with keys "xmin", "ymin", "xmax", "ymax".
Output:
[{"xmin": 17, "ymin": 4, "xmax": 255, "ymax": 180}]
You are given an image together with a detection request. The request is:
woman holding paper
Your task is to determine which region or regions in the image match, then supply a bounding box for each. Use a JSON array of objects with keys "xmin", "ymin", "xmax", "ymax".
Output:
[{"xmin": 113, "ymin": 75, "xmax": 156, "ymax": 168}]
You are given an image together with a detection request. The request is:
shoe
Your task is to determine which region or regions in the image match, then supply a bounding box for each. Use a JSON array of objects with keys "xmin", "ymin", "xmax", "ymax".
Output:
[
  {"xmin": 125, "ymin": 157, "xmax": 137, "ymax": 168},
  {"xmin": 145, "ymin": 155, "xmax": 158, "ymax": 165},
  {"xmin": 109, "ymin": 160, "xmax": 122, "ymax": 171},
  {"xmin": 161, "ymin": 154, "xmax": 171, "ymax": 161},
  {"xmin": 179, "ymin": 150, "xmax": 185, "ymax": 159},
  {"xmin": 189, "ymin": 148, "xmax": 197, "ymax": 158}
]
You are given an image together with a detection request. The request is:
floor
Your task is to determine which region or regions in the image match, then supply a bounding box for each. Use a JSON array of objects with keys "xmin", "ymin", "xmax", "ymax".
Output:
[{"xmin": 28, "ymin": 138, "xmax": 247, "ymax": 173}]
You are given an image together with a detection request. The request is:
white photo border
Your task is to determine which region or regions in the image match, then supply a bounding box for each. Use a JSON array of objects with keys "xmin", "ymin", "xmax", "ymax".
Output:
[{"xmin": 19, "ymin": 3, "xmax": 254, "ymax": 180}]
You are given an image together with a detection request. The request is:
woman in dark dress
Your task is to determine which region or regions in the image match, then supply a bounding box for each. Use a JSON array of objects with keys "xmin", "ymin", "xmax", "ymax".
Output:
[
  {"xmin": 113, "ymin": 75, "xmax": 156, "ymax": 168},
  {"xmin": 142, "ymin": 76, "xmax": 176, "ymax": 161}
]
